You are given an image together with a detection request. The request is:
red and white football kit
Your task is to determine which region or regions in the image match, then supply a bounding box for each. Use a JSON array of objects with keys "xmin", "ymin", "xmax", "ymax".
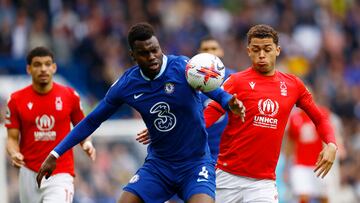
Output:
[
  {"xmin": 288, "ymin": 108, "xmax": 331, "ymax": 197},
  {"xmin": 288, "ymin": 108, "xmax": 329, "ymax": 167},
  {"xmin": 5, "ymin": 82, "xmax": 84, "ymax": 203},
  {"xmin": 5, "ymin": 82, "xmax": 84, "ymax": 176},
  {"xmin": 204, "ymin": 67, "xmax": 336, "ymax": 202}
]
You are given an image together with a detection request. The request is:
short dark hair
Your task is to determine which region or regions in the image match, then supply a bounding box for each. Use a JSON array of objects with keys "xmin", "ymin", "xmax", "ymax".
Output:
[
  {"xmin": 26, "ymin": 46, "xmax": 54, "ymax": 65},
  {"xmin": 247, "ymin": 24, "xmax": 279, "ymax": 45},
  {"xmin": 128, "ymin": 22, "xmax": 155, "ymax": 50},
  {"xmin": 198, "ymin": 35, "xmax": 217, "ymax": 48}
]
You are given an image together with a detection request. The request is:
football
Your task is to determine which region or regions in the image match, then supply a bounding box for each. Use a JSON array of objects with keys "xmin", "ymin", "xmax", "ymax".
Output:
[{"xmin": 185, "ymin": 53, "xmax": 225, "ymax": 92}]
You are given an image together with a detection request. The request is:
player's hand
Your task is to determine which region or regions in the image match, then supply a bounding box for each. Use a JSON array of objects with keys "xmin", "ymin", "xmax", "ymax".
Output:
[
  {"xmin": 36, "ymin": 154, "xmax": 57, "ymax": 188},
  {"xmin": 81, "ymin": 140, "xmax": 96, "ymax": 161},
  {"xmin": 10, "ymin": 152, "xmax": 25, "ymax": 168},
  {"xmin": 314, "ymin": 142, "xmax": 337, "ymax": 178},
  {"xmin": 228, "ymin": 94, "xmax": 246, "ymax": 122},
  {"xmin": 136, "ymin": 129, "xmax": 151, "ymax": 145}
]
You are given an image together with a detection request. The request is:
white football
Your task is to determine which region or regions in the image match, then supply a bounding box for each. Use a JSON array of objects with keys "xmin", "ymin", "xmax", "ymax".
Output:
[{"xmin": 185, "ymin": 53, "xmax": 225, "ymax": 92}]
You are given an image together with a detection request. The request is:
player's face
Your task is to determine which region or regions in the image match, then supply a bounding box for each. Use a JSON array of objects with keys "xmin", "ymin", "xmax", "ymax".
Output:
[
  {"xmin": 131, "ymin": 36, "xmax": 163, "ymax": 80},
  {"xmin": 247, "ymin": 37, "xmax": 280, "ymax": 76},
  {"xmin": 199, "ymin": 40, "xmax": 224, "ymax": 58},
  {"xmin": 27, "ymin": 56, "xmax": 57, "ymax": 86}
]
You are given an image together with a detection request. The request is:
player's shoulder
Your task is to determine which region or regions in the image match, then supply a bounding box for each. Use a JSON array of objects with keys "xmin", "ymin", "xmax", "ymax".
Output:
[
  {"xmin": 54, "ymin": 82, "xmax": 76, "ymax": 93},
  {"xmin": 166, "ymin": 55, "xmax": 189, "ymax": 67},
  {"xmin": 228, "ymin": 67, "xmax": 251, "ymax": 78},
  {"xmin": 167, "ymin": 54, "xmax": 189, "ymax": 62},
  {"xmin": 9, "ymin": 85, "xmax": 32, "ymax": 100},
  {"xmin": 53, "ymin": 82, "xmax": 81, "ymax": 99},
  {"xmin": 163, "ymin": 55, "xmax": 189, "ymax": 75},
  {"xmin": 277, "ymin": 71, "xmax": 301, "ymax": 81},
  {"xmin": 277, "ymin": 70, "xmax": 306, "ymax": 87},
  {"xmin": 112, "ymin": 65, "xmax": 139, "ymax": 87}
]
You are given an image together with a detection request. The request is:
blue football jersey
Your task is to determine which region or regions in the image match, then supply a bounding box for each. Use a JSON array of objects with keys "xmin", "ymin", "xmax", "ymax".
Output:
[{"xmin": 53, "ymin": 55, "xmax": 232, "ymax": 162}]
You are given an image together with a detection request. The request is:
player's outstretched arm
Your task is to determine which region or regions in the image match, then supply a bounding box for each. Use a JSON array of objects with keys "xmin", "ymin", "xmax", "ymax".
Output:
[
  {"xmin": 36, "ymin": 153, "xmax": 57, "ymax": 188},
  {"xmin": 314, "ymin": 143, "xmax": 337, "ymax": 178}
]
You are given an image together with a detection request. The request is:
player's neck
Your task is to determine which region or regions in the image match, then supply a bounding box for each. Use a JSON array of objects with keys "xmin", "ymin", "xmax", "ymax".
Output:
[{"xmin": 32, "ymin": 82, "xmax": 53, "ymax": 94}]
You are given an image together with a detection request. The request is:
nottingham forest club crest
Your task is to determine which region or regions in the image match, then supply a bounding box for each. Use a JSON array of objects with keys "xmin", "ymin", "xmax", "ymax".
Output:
[{"xmin": 164, "ymin": 82, "xmax": 175, "ymax": 94}]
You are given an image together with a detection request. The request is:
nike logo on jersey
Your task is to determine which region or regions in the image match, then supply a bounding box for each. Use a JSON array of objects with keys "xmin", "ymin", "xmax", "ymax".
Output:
[
  {"xmin": 249, "ymin": 82, "xmax": 256, "ymax": 89},
  {"xmin": 27, "ymin": 102, "xmax": 33, "ymax": 110},
  {"xmin": 197, "ymin": 178, "xmax": 208, "ymax": 182},
  {"xmin": 134, "ymin": 93, "xmax": 144, "ymax": 99}
]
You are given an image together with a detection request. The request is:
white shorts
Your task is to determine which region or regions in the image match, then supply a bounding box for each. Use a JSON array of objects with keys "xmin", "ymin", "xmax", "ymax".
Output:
[
  {"xmin": 290, "ymin": 165, "xmax": 328, "ymax": 197},
  {"xmin": 216, "ymin": 169, "xmax": 279, "ymax": 203},
  {"xmin": 19, "ymin": 166, "xmax": 74, "ymax": 203}
]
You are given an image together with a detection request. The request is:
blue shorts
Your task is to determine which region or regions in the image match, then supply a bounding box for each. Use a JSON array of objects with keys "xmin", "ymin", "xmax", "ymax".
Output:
[{"xmin": 123, "ymin": 157, "xmax": 216, "ymax": 202}]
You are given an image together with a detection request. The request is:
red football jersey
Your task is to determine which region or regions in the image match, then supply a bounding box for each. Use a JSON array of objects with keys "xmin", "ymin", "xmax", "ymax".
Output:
[
  {"xmin": 204, "ymin": 67, "xmax": 335, "ymax": 180},
  {"xmin": 5, "ymin": 82, "xmax": 84, "ymax": 176},
  {"xmin": 288, "ymin": 108, "xmax": 330, "ymax": 166}
]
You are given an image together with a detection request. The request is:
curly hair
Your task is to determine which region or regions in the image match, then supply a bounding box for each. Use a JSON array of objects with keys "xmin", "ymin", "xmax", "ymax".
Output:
[{"xmin": 247, "ymin": 24, "xmax": 279, "ymax": 45}]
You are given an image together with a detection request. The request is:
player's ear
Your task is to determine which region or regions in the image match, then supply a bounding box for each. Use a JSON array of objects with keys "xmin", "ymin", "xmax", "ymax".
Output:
[
  {"xmin": 129, "ymin": 50, "xmax": 135, "ymax": 61},
  {"xmin": 247, "ymin": 46, "xmax": 251, "ymax": 56},
  {"xmin": 276, "ymin": 46, "xmax": 281, "ymax": 56},
  {"xmin": 26, "ymin": 65, "xmax": 31, "ymax": 75},
  {"xmin": 52, "ymin": 63, "xmax": 57, "ymax": 74}
]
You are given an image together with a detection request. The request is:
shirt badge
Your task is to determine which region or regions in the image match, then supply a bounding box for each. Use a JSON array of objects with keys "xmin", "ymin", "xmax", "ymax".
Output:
[
  {"xmin": 280, "ymin": 81, "xmax": 287, "ymax": 96},
  {"xmin": 164, "ymin": 82, "xmax": 175, "ymax": 94},
  {"xmin": 249, "ymin": 81, "xmax": 256, "ymax": 90},
  {"xmin": 27, "ymin": 102, "xmax": 33, "ymax": 110},
  {"xmin": 55, "ymin": 97, "xmax": 63, "ymax": 110}
]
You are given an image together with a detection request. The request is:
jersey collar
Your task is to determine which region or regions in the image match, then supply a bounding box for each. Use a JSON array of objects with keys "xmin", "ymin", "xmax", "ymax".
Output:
[{"xmin": 140, "ymin": 55, "xmax": 168, "ymax": 81}]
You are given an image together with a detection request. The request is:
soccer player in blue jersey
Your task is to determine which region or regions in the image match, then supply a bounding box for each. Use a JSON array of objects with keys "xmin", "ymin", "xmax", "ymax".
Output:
[
  {"xmin": 137, "ymin": 36, "xmax": 235, "ymax": 162},
  {"xmin": 36, "ymin": 22, "xmax": 245, "ymax": 203}
]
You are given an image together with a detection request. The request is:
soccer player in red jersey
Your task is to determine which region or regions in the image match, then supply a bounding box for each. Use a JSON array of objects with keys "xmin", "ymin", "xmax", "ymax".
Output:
[
  {"xmin": 5, "ymin": 47, "xmax": 96, "ymax": 203},
  {"xmin": 285, "ymin": 106, "xmax": 344, "ymax": 203},
  {"xmin": 204, "ymin": 24, "xmax": 338, "ymax": 203},
  {"xmin": 286, "ymin": 107, "xmax": 330, "ymax": 203}
]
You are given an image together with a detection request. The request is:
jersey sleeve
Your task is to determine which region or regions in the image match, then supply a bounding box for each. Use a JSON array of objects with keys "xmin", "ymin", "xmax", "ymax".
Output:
[
  {"xmin": 295, "ymin": 78, "xmax": 336, "ymax": 145},
  {"xmin": 70, "ymin": 89, "xmax": 85, "ymax": 125},
  {"xmin": 204, "ymin": 74, "xmax": 236, "ymax": 127},
  {"xmin": 4, "ymin": 96, "xmax": 20, "ymax": 129}
]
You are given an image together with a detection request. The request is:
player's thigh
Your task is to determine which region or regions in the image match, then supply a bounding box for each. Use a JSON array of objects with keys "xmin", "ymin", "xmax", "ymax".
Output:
[
  {"xmin": 216, "ymin": 169, "xmax": 278, "ymax": 203},
  {"xmin": 41, "ymin": 173, "xmax": 74, "ymax": 203},
  {"xmin": 179, "ymin": 160, "xmax": 216, "ymax": 202},
  {"xmin": 122, "ymin": 162, "xmax": 175, "ymax": 203},
  {"xmin": 118, "ymin": 191, "xmax": 144, "ymax": 203},
  {"xmin": 290, "ymin": 165, "xmax": 317, "ymax": 196},
  {"xmin": 18, "ymin": 166, "xmax": 41, "ymax": 203},
  {"xmin": 242, "ymin": 179, "xmax": 278, "ymax": 203},
  {"xmin": 215, "ymin": 169, "xmax": 243, "ymax": 203},
  {"xmin": 188, "ymin": 193, "xmax": 214, "ymax": 203}
]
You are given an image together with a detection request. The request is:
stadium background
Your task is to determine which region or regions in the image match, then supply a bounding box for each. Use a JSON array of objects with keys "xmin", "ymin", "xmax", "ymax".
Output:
[{"xmin": 0, "ymin": 0, "xmax": 359, "ymax": 202}]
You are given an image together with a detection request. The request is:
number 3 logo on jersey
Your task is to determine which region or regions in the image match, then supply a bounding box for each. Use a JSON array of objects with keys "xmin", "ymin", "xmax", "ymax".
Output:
[{"xmin": 150, "ymin": 102, "xmax": 177, "ymax": 132}]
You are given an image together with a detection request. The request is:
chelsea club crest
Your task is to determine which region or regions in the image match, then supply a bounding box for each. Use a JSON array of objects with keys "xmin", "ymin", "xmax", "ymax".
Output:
[{"xmin": 164, "ymin": 82, "xmax": 175, "ymax": 94}]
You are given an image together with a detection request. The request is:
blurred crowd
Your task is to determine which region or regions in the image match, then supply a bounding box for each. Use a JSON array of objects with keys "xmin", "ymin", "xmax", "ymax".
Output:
[{"xmin": 1, "ymin": 0, "xmax": 360, "ymax": 202}]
